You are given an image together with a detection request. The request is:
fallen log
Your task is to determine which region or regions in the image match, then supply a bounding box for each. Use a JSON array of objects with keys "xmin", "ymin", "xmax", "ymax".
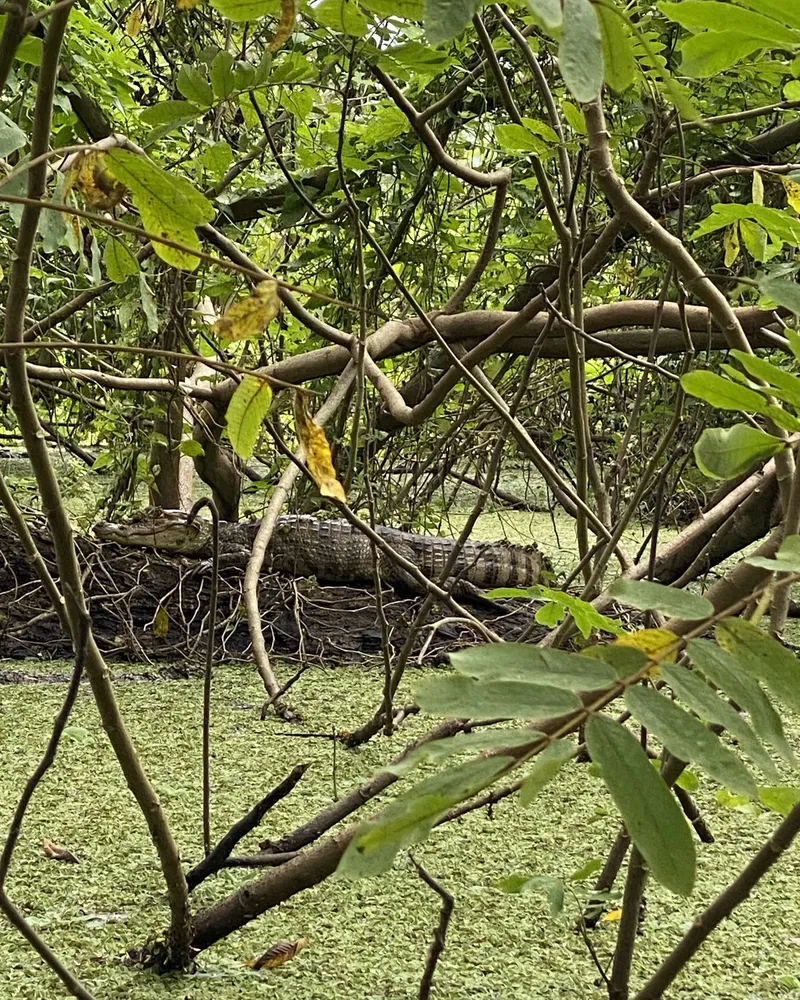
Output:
[{"xmin": 0, "ymin": 518, "xmax": 535, "ymax": 665}]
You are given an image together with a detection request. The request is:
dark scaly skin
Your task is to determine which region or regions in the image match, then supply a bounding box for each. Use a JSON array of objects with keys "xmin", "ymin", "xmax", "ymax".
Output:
[{"xmin": 93, "ymin": 509, "xmax": 549, "ymax": 591}]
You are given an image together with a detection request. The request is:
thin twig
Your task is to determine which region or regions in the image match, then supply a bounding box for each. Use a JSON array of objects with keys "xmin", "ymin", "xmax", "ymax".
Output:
[{"xmin": 410, "ymin": 855, "xmax": 454, "ymax": 1000}]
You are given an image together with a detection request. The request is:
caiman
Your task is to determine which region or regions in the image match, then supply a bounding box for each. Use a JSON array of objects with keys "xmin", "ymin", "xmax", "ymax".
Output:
[{"xmin": 93, "ymin": 508, "xmax": 549, "ymax": 596}]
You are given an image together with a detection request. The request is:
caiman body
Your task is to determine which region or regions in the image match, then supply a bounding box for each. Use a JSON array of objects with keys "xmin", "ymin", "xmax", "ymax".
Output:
[{"xmin": 93, "ymin": 509, "xmax": 548, "ymax": 593}]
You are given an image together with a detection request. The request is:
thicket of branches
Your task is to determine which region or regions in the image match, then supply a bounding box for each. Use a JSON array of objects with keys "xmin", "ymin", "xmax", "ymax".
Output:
[{"xmin": 4, "ymin": 1, "xmax": 800, "ymax": 998}]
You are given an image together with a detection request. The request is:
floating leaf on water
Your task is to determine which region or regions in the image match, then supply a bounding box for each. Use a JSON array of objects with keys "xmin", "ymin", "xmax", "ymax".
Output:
[
  {"xmin": 248, "ymin": 937, "xmax": 308, "ymax": 970},
  {"xmin": 43, "ymin": 839, "xmax": 79, "ymax": 863}
]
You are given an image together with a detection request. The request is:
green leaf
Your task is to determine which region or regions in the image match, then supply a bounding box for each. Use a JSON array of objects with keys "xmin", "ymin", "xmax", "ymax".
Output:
[
  {"xmin": 678, "ymin": 30, "xmax": 763, "ymax": 77},
  {"xmin": 338, "ymin": 756, "xmax": 512, "ymax": 878},
  {"xmin": 561, "ymin": 102, "xmax": 587, "ymax": 134},
  {"xmin": 625, "ymin": 686, "xmax": 758, "ymax": 798},
  {"xmin": 738, "ymin": 0, "xmax": 800, "ymax": 30},
  {"xmin": 585, "ymin": 714, "xmax": 695, "ymax": 896},
  {"xmin": 739, "ymin": 219, "xmax": 768, "ymax": 262},
  {"xmin": 176, "ymin": 64, "xmax": 214, "ymax": 107},
  {"xmin": 423, "ymin": 0, "xmax": 477, "ymax": 45},
  {"xmin": 693, "ymin": 424, "xmax": 784, "ymax": 480},
  {"xmin": 497, "ymin": 874, "xmax": 565, "ymax": 917},
  {"xmin": 495, "ymin": 123, "xmax": 548, "ymax": 155},
  {"xmin": 559, "ymin": 0, "xmax": 603, "ymax": 103},
  {"xmin": 279, "ymin": 87, "xmax": 314, "ymax": 121},
  {"xmin": 570, "ymin": 858, "xmax": 603, "ymax": 881},
  {"xmin": 526, "ymin": 586, "xmax": 626, "ymax": 638},
  {"xmin": 196, "ymin": 141, "xmax": 234, "ymax": 176},
  {"xmin": 138, "ymin": 273, "xmax": 159, "ymax": 333},
  {"xmin": 730, "ymin": 349, "xmax": 800, "ymax": 409},
  {"xmin": 360, "ymin": 106, "xmax": 409, "ymax": 145},
  {"xmin": 687, "ymin": 638, "xmax": 796, "ymax": 766},
  {"xmin": 535, "ymin": 602, "xmax": 564, "ymax": 628},
  {"xmin": 597, "ymin": 2, "xmax": 637, "ymax": 92},
  {"xmin": 759, "ymin": 276, "xmax": 800, "ymax": 315},
  {"xmin": 449, "ymin": 643, "xmax": 616, "ymax": 689},
  {"xmin": 140, "ymin": 101, "xmax": 204, "ymax": 128},
  {"xmin": 106, "ymin": 149, "xmax": 215, "ymax": 271},
  {"xmin": 758, "ymin": 786, "xmax": 800, "ymax": 816},
  {"xmin": 681, "ymin": 370, "xmax": 771, "ymax": 415},
  {"xmin": 360, "ymin": 0, "xmax": 424, "ymax": 17},
  {"xmin": 415, "ymin": 673, "xmax": 582, "ymax": 722},
  {"xmin": 519, "ymin": 740, "xmax": 575, "ymax": 806},
  {"xmin": 716, "ymin": 619, "xmax": 800, "ymax": 715},
  {"xmin": 179, "ymin": 439, "xmax": 204, "ymax": 458},
  {"xmin": 0, "ymin": 111, "xmax": 26, "ymax": 157},
  {"xmin": 211, "ymin": 50, "xmax": 237, "ymax": 100},
  {"xmin": 15, "ymin": 35, "xmax": 41, "ymax": 66},
  {"xmin": 313, "ymin": 0, "xmax": 369, "ymax": 35},
  {"xmin": 103, "ymin": 237, "xmax": 139, "ymax": 284},
  {"xmin": 659, "ymin": 0, "xmax": 800, "ymax": 45},
  {"xmin": 209, "ymin": 0, "xmax": 280, "ymax": 19},
  {"xmin": 387, "ymin": 728, "xmax": 542, "ymax": 777},
  {"xmin": 608, "ymin": 579, "xmax": 713, "ymax": 620},
  {"xmin": 661, "ymin": 663, "xmax": 780, "ymax": 782},
  {"xmin": 745, "ymin": 534, "xmax": 800, "ymax": 572},
  {"xmin": 226, "ymin": 374, "xmax": 273, "ymax": 459},
  {"xmin": 526, "ymin": 0, "xmax": 562, "ymax": 29}
]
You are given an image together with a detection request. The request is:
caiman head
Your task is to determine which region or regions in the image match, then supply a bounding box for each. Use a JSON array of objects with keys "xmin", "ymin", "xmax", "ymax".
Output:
[{"xmin": 94, "ymin": 507, "xmax": 211, "ymax": 555}]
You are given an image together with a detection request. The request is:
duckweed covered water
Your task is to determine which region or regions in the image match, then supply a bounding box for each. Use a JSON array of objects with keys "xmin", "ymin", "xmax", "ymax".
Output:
[{"xmin": 1, "ymin": 661, "xmax": 799, "ymax": 999}]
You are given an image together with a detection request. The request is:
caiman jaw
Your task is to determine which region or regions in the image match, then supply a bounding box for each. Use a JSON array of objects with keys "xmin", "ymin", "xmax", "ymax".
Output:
[{"xmin": 94, "ymin": 520, "xmax": 207, "ymax": 554}]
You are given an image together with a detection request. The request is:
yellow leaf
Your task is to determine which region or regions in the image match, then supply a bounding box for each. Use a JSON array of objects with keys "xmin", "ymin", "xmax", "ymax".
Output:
[
  {"xmin": 247, "ymin": 937, "xmax": 308, "ymax": 970},
  {"xmin": 177, "ymin": 0, "xmax": 199, "ymax": 7},
  {"xmin": 268, "ymin": 0, "xmax": 298, "ymax": 51},
  {"xmin": 126, "ymin": 4, "xmax": 143, "ymax": 35},
  {"xmin": 782, "ymin": 175, "xmax": 800, "ymax": 213},
  {"xmin": 153, "ymin": 606, "xmax": 169, "ymax": 638},
  {"xmin": 214, "ymin": 280, "xmax": 282, "ymax": 341},
  {"xmin": 65, "ymin": 151, "xmax": 127, "ymax": 211},
  {"xmin": 613, "ymin": 628, "xmax": 678, "ymax": 676},
  {"xmin": 294, "ymin": 391, "xmax": 346, "ymax": 503},
  {"xmin": 601, "ymin": 908, "xmax": 623, "ymax": 923},
  {"xmin": 723, "ymin": 223, "xmax": 740, "ymax": 268}
]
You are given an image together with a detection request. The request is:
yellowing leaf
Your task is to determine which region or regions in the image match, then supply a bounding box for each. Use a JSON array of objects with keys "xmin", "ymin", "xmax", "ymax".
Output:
[
  {"xmin": 126, "ymin": 4, "xmax": 143, "ymax": 35},
  {"xmin": 227, "ymin": 374, "xmax": 273, "ymax": 459},
  {"xmin": 105, "ymin": 148, "xmax": 215, "ymax": 271},
  {"xmin": 752, "ymin": 170, "xmax": 764, "ymax": 206},
  {"xmin": 613, "ymin": 628, "xmax": 679, "ymax": 676},
  {"xmin": 177, "ymin": 0, "xmax": 199, "ymax": 7},
  {"xmin": 601, "ymin": 908, "xmax": 623, "ymax": 922},
  {"xmin": 269, "ymin": 0, "xmax": 297, "ymax": 51},
  {"xmin": 214, "ymin": 280, "xmax": 281, "ymax": 340},
  {"xmin": 782, "ymin": 175, "xmax": 800, "ymax": 213},
  {"xmin": 153, "ymin": 606, "xmax": 169, "ymax": 638},
  {"xmin": 65, "ymin": 151, "xmax": 127, "ymax": 211},
  {"xmin": 248, "ymin": 937, "xmax": 308, "ymax": 970},
  {"xmin": 723, "ymin": 223, "xmax": 740, "ymax": 268},
  {"xmin": 294, "ymin": 390, "xmax": 346, "ymax": 503}
]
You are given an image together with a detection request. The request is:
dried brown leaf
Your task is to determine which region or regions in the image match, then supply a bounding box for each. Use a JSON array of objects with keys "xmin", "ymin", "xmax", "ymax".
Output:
[
  {"xmin": 65, "ymin": 151, "xmax": 126, "ymax": 211},
  {"xmin": 43, "ymin": 839, "xmax": 79, "ymax": 863},
  {"xmin": 248, "ymin": 937, "xmax": 308, "ymax": 970},
  {"xmin": 268, "ymin": 0, "xmax": 298, "ymax": 52}
]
